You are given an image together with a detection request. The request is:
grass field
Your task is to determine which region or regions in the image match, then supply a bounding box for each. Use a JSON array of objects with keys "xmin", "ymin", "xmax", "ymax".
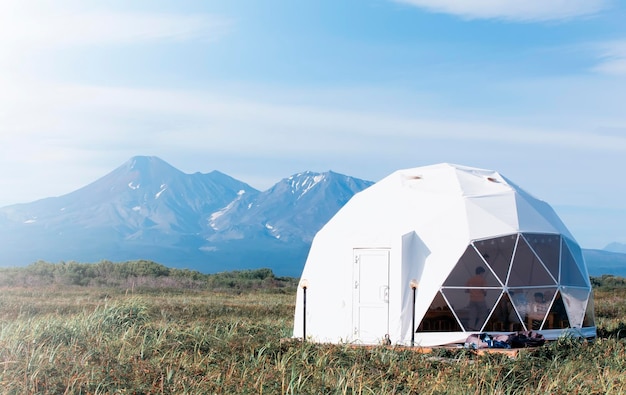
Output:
[{"xmin": 1, "ymin": 265, "xmax": 626, "ymax": 394}]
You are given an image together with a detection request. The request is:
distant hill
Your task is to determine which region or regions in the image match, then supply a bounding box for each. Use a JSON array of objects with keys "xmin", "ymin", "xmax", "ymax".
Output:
[
  {"xmin": 583, "ymin": 249, "xmax": 626, "ymax": 277},
  {"xmin": 604, "ymin": 242, "xmax": 626, "ymax": 254},
  {"xmin": 1, "ymin": 155, "xmax": 624, "ymax": 277}
]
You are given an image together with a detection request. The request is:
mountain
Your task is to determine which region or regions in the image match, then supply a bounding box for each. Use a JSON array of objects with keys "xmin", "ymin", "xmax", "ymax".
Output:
[
  {"xmin": 1, "ymin": 155, "xmax": 625, "ymax": 277},
  {"xmin": 0, "ymin": 156, "xmax": 374, "ymax": 276},
  {"xmin": 1, "ymin": 156, "xmax": 258, "ymax": 238},
  {"xmin": 584, "ymin": 249, "xmax": 626, "ymax": 277},
  {"xmin": 582, "ymin": 243, "xmax": 626, "ymax": 277},
  {"xmin": 604, "ymin": 242, "xmax": 626, "ymax": 254},
  {"xmin": 208, "ymin": 170, "xmax": 373, "ymax": 243}
]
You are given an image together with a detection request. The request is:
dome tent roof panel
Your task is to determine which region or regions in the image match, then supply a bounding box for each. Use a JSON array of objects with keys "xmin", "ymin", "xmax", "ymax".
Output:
[
  {"xmin": 450, "ymin": 165, "xmax": 514, "ymax": 197},
  {"xmin": 396, "ymin": 163, "xmax": 514, "ymax": 197},
  {"xmin": 504, "ymin": 174, "xmax": 574, "ymax": 238},
  {"xmin": 513, "ymin": 192, "xmax": 566, "ymax": 235},
  {"xmin": 464, "ymin": 194, "xmax": 520, "ymax": 240}
]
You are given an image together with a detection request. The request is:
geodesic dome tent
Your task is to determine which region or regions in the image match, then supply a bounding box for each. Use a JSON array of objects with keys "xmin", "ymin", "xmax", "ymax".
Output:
[{"xmin": 293, "ymin": 163, "xmax": 595, "ymax": 347}]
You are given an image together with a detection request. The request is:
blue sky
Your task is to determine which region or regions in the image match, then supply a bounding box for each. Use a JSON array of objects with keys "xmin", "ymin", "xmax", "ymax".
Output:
[{"xmin": 1, "ymin": 0, "xmax": 625, "ymax": 249}]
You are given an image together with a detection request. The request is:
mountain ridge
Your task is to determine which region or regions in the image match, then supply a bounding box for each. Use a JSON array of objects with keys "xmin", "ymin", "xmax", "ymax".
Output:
[
  {"xmin": 604, "ymin": 242, "xmax": 626, "ymax": 254},
  {"xmin": 1, "ymin": 155, "xmax": 624, "ymax": 277},
  {"xmin": 0, "ymin": 156, "xmax": 374, "ymax": 276}
]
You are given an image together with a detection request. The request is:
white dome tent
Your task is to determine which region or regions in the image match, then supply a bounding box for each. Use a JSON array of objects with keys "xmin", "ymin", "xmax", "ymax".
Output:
[{"xmin": 293, "ymin": 163, "xmax": 595, "ymax": 347}]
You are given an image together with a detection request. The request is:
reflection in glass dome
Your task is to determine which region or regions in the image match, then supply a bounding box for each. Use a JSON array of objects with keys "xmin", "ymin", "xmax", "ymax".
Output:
[{"xmin": 419, "ymin": 233, "xmax": 594, "ymax": 332}]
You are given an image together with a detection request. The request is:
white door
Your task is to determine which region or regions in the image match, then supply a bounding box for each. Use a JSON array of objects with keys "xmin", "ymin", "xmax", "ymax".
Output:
[{"xmin": 353, "ymin": 249, "xmax": 390, "ymax": 344}]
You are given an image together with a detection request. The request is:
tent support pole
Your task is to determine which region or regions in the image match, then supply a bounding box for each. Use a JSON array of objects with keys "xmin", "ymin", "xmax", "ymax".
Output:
[
  {"xmin": 303, "ymin": 286, "xmax": 307, "ymax": 341},
  {"xmin": 410, "ymin": 279, "xmax": 418, "ymax": 347},
  {"xmin": 301, "ymin": 279, "xmax": 309, "ymax": 342}
]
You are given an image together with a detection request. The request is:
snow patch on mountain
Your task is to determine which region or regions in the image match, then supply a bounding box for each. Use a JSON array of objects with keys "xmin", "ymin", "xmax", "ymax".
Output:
[
  {"xmin": 265, "ymin": 223, "xmax": 281, "ymax": 239},
  {"xmin": 286, "ymin": 172, "xmax": 327, "ymax": 201},
  {"xmin": 209, "ymin": 211, "xmax": 224, "ymax": 229},
  {"xmin": 128, "ymin": 182, "xmax": 140, "ymax": 190},
  {"xmin": 155, "ymin": 186, "xmax": 167, "ymax": 199},
  {"xmin": 209, "ymin": 191, "xmax": 247, "ymax": 230},
  {"xmin": 300, "ymin": 175, "xmax": 324, "ymax": 199}
]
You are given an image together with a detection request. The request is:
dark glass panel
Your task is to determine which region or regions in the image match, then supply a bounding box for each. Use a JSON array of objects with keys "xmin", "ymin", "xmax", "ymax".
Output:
[
  {"xmin": 417, "ymin": 291, "xmax": 463, "ymax": 332},
  {"xmin": 582, "ymin": 291, "xmax": 596, "ymax": 328},
  {"xmin": 561, "ymin": 239, "xmax": 589, "ymax": 287},
  {"xmin": 561, "ymin": 287, "xmax": 590, "ymax": 328},
  {"xmin": 484, "ymin": 292, "xmax": 524, "ymax": 332},
  {"xmin": 543, "ymin": 291, "xmax": 570, "ymax": 329},
  {"xmin": 443, "ymin": 245, "xmax": 501, "ymax": 287},
  {"xmin": 474, "ymin": 234, "xmax": 517, "ymax": 285},
  {"xmin": 441, "ymin": 288, "xmax": 501, "ymax": 332},
  {"xmin": 508, "ymin": 287, "xmax": 557, "ymax": 330},
  {"xmin": 561, "ymin": 241, "xmax": 588, "ymax": 287},
  {"xmin": 508, "ymin": 237, "xmax": 555, "ymax": 287},
  {"xmin": 523, "ymin": 233, "xmax": 560, "ymax": 282}
]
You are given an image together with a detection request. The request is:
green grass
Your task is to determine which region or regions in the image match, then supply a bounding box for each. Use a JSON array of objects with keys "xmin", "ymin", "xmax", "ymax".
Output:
[{"xmin": 0, "ymin": 281, "xmax": 625, "ymax": 394}]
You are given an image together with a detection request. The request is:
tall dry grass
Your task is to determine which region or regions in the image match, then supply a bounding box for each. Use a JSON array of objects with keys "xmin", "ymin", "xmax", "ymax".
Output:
[{"xmin": 0, "ymin": 285, "xmax": 624, "ymax": 394}]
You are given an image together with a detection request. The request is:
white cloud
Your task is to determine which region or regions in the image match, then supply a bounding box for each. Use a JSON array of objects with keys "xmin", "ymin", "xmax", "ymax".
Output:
[
  {"xmin": 393, "ymin": 0, "xmax": 608, "ymax": 22},
  {"xmin": 2, "ymin": 77, "xmax": 626, "ymax": 160},
  {"xmin": 0, "ymin": 1, "xmax": 231, "ymax": 52},
  {"xmin": 592, "ymin": 40, "xmax": 626, "ymax": 76},
  {"xmin": 1, "ymin": 77, "xmax": 626, "ymax": 250}
]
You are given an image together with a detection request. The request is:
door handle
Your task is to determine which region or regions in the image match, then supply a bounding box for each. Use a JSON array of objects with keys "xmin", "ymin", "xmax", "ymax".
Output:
[{"xmin": 381, "ymin": 286, "xmax": 389, "ymax": 303}]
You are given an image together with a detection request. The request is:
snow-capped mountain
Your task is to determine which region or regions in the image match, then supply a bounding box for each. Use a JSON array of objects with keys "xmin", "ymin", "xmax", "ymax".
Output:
[
  {"xmin": 1, "ymin": 156, "xmax": 258, "ymax": 238},
  {"xmin": 208, "ymin": 170, "xmax": 373, "ymax": 243},
  {"xmin": 0, "ymin": 156, "xmax": 373, "ymax": 275},
  {"xmin": 1, "ymin": 155, "xmax": 623, "ymax": 277}
]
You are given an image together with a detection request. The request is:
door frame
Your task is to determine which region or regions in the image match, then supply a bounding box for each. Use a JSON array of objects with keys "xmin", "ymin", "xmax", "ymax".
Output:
[{"xmin": 352, "ymin": 248, "xmax": 391, "ymax": 343}]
